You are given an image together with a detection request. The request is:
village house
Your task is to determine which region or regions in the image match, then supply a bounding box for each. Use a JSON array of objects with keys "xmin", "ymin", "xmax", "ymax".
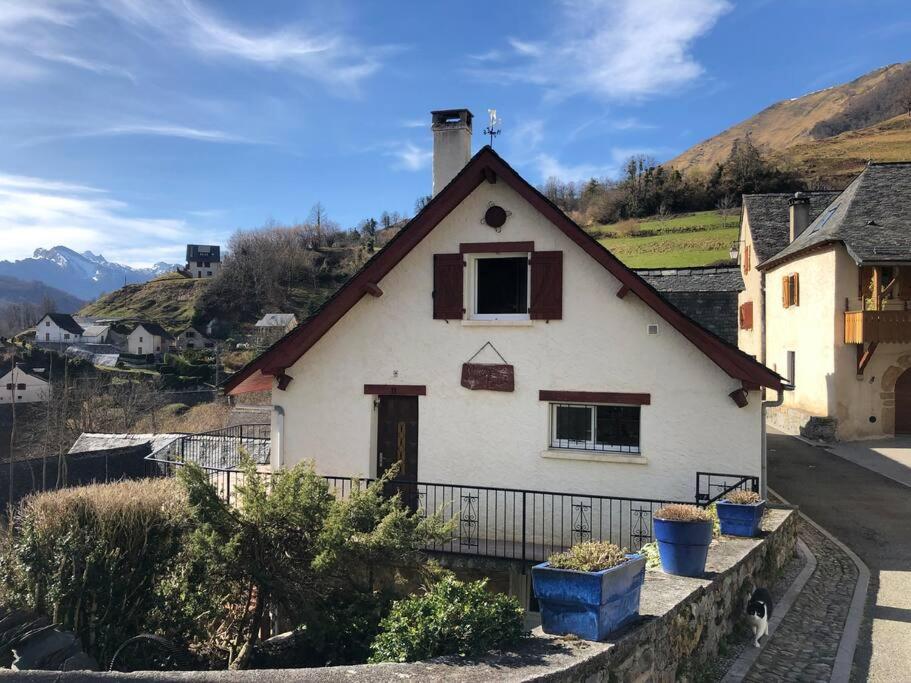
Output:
[
  {"xmin": 0, "ymin": 366, "xmax": 49, "ymax": 404},
  {"xmin": 126, "ymin": 322, "xmax": 173, "ymax": 356},
  {"xmin": 186, "ymin": 244, "xmax": 221, "ymax": 278},
  {"xmin": 79, "ymin": 324, "xmax": 111, "ymax": 345},
  {"xmin": 174, "ymin": 326, "xmax": 215, "ymax": 351},
  {"xmin": 224, "ymin": 109, "xmax": 783, "ymax": 506},
  {"xmin": 253, "ymin": 313, "xmax": 298, "ymax": 347},
  {"xmin": 34, "ymin": 313, "xmax": 83, "ymax": 344},
  {"xmin": 737, "ymin": 163, "xmax": 911, "ymax": 440}
]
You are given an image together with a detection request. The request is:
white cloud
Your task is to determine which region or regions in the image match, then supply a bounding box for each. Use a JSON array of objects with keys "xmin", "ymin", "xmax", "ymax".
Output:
[
  {"xmin": 20, "ymin": 122, "xmax": 266, "ymax": 147},
  {"xmin": 0, "ymin": 172, "xmax": 194, "ymax": 267},
  {"xmin": 390, "ymin": 142, "xmax": 432, "ymax": 171},
  {"xmin": 511, "ymin": 119, "xmax": 545, "ymax": 150},
  {"xmin": 471, "ymin": 0, "xmax": 730, "ymax": 101}
]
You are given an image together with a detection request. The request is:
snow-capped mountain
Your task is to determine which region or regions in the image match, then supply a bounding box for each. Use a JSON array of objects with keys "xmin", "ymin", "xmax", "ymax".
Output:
[{"xmin": 0, "ymin": 246, "xmax": 181, "ymax": 300}]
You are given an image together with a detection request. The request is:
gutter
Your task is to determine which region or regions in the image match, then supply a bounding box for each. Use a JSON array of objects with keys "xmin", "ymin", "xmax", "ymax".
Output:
[
  {"xmin": 760, "ymin": 383, "xmax": 794, "ymax": 499},
  {"xmin": 272, "ymin": 405, "xmax": 284, "ymax": 471}
]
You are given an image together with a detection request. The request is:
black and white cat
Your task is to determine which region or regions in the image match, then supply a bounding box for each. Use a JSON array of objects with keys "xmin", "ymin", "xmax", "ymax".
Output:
[{"xmin": 746, "ymin": 588, "xmax": 773, "ymax": 647}]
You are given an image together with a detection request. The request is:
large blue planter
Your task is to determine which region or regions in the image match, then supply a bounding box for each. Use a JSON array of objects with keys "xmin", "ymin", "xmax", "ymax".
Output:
[
  {"xmin": 532, "ymin": 554, "xmax": 646, "ymax": 641},
  {"xmin": 716, "ymin": 500, "xmax": 766, "ymax": 537},
  {"xmin": 654, "ymin": 518, "xmax": 713, "ymax": 577}
]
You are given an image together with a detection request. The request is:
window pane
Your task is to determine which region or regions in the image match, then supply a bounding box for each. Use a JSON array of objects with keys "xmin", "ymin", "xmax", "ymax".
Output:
[
  {"xmin": 477, "ymin": 257, "xmax": 528, "ymax": 314},
  {"xmin": 596, "ymin": 406, "xmax": 640, "ymax": 450},
  {"xmin": 555, "ymin": 405, "xmax": 592, "ymax": 443}
]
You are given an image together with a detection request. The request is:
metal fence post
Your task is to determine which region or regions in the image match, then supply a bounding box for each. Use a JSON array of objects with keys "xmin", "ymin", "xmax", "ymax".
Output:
[{"xmin": 521, "ymin": 491, "xmax": 527, "ymax": 562}]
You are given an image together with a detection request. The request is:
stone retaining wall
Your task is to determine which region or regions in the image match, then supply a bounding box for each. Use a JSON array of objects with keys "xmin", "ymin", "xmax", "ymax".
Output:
[{"xmin": 3, "ymin": 508, "xmax": 797, "ymax": 683}]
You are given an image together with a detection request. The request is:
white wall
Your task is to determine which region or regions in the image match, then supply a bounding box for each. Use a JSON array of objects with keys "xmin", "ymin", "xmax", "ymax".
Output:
[
  {"xmin": 188, "ymin": 261, "xmax": 220, "ymax": 279},
  {"xmin": 127, "ymin": 327, "xmax": 164, "ymax": 354},
  {"xmin": 271, "ymin": 180, "xmax": 763, "ymax": 503},
  {"xmin": 36, "ymin": 316, "xmax": 81, "ymax": 344},
  {"xmin": 0, "ymin": 368, "xmax": 49, "ymax": 403},
  {"xmin": 737, "ymin": 214, "xmax": 763, "ymax": 361}
]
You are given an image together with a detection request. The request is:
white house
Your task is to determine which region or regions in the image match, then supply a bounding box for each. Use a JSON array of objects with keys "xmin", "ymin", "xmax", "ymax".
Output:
[
  {"xmin": 174, "ymin": 326, "xmax": 215, "ymax": 351},
  {"xmin": 224, "ymin": 109, "xmax": 783, "ymax": 506},
  {"xmin": 127, "ymin": 322, "xmax": 173, "ymax": 356},
  {"xmin": 186, "ymin": 245, "xmax": 221, "ymax": 279},
  {"xmin": 0, "ymin": 366, "xmax": 49, "ymax": 404},
  {"xmin": 80, "ymin": 324, "xmax": 111, "ymax": 344},
  {"xmin": 35, "ymin": 313, "xmax": 83, "ymax": 344}
]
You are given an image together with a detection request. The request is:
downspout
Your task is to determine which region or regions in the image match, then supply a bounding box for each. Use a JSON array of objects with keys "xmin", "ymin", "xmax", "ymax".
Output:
[
  {"xmin": 761, "ymin": 383, "xmax": 793, "ymax": 499},
  {"xmin": 272, "ymin": 405, "xmax": 284, "ymax": 471}
]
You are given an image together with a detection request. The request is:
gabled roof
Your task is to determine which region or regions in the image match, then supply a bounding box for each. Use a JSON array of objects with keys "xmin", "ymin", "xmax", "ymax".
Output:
[
  {"xmin": 223, "ymin": 146, "xmax": 783, "ymax": 395},
  {"xmin": 255, "ymin": 313, "xmax": 298, "ymax": 328},
  {"xmin": 40, "ymin": 313, "xmax": 84, "ymax": 335},
  {"xmin": 759, "ymin": 162, "xmax": 911, "ymax": 270},
  {"xmin": 80, "ymin": 325, "xmax": 110, "ymax": 337},
  {"xmin": 742, "ymin": 191, "xmax": 840, "ymax": 263},
  {"xmin": 635, "ymin": 266, "xmax": 743, "ymax": 293},
  {"xmin": 133, "ymin": 322, "xmax": 174, "ymax": 339}
]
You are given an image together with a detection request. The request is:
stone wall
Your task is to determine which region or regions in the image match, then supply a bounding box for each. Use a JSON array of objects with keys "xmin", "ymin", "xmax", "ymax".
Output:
[{"xmin": 7, "ymin": 508, "xmax": 797, "ymax": 683}]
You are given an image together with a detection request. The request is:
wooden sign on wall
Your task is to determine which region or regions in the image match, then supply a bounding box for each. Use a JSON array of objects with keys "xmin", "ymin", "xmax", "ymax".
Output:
[{"xmin": 461, "ymin": 363, "xmax": 515, "ymax": 392}]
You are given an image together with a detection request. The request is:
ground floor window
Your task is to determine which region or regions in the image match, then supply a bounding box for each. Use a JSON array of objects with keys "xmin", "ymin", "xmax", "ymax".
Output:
[{"xmin": 550, "ymin": 403, "xmax": 641, "ymax": 453}]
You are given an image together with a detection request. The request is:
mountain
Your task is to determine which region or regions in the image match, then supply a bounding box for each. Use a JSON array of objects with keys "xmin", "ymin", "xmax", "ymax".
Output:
[
  {"xmin": 0, "ymin": 246, "xmax": 180, "ymax": 301},
  {"xmin": 0, "ymin": 275, "xmax": 85, "ymax": 311},
  {"xmin": 669, "ymin": 62, "xmax": 911, "ymax": 186}
]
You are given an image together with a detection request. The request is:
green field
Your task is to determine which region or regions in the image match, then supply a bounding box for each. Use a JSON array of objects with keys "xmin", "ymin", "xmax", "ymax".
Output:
[{"xmin": 592, "ymin": 209, "xmax": 739, "ymax": 268}]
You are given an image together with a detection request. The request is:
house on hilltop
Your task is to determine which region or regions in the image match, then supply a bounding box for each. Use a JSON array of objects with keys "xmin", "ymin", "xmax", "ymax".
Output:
[
  {"xmin": 186, "ymin": 245, "xmax": 221, "ymax": 279},
  {"xmin": 736, "ymin": 163, "xmax": 911, "ymax": 440},
  {"xmin": 126, "ymin": 322, "xmax": 173, "ymax": 356},
  {"xmin": 223, "ymin": 108, "xmax": 783, "ymax": 505}
]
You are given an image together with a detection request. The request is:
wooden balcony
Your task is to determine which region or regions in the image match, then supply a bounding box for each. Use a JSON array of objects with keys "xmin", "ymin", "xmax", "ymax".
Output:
[{"xmin": 844, "ymin": 310, "xmax": 911, "ymax": 344}]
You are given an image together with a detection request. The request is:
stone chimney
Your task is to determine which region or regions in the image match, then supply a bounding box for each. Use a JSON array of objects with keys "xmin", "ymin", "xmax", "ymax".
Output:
[
  {"xmin": 789, "ymin": 192, "xmax": 811, "ymax": 242},
  {"xmin": 431, "ymin": 109, "xmax": 473, "ymax": 196}
]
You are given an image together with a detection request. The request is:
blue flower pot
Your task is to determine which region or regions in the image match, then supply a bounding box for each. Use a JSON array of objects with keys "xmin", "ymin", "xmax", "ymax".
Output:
[
  {"xmin": 654, "ymin": 518, "xmax": 713, "ymax": 577},
  {"xmin": 716, "ymin": 500, "xmax": 766, "ymax": 537},
  {"xmin": 532, "ymin": 554, "xmax": 646, "ymax": 641}
]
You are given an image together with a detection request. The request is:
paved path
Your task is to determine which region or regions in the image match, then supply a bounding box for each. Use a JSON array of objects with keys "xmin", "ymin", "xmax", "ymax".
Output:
[{"xmin": 767, "ymin": 430, "xmax": 911, "ymax": 682}]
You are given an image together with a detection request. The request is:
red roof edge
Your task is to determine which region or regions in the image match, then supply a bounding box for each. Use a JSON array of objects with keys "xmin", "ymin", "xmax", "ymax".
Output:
[{"xmin": 223, "ymin": 146, "xmax": 782, "ymax": 395}]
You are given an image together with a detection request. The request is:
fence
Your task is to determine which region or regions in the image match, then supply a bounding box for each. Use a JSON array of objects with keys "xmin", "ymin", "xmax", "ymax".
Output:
[
  {"xmin": 150, "ymin": 424, "xmax": 270, "ymax": 469},
  {"xmin": 695, "ymin": 471, "xmax": 760, "ymax": 505}
]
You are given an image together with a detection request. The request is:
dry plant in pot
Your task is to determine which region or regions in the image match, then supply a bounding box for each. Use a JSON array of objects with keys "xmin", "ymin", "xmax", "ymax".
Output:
[
  {"xmin": 653, "ymin": 504, "xmax": 714, "ymax": 577},
  {"xmin": 716, "ymin": 489, "xmax": 766, "ymax": 537}
]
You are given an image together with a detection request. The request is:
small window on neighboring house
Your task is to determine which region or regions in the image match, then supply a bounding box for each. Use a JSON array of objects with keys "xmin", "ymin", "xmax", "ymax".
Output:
[
  {"xmin": 782, "ymin": 273, "xmax": 800, "ymax": 308},
  {"xmin": 739, "ymin": 301, "xmax": 753, "ymax": 330},
  {"xmin": 63, "ymin": 333, "xmax": 70, "ymax": 339},
  {"xmin": 45, "ymin": 333, "xmax": 50, "ymax": 341},
  {"xmin": 787, "ymin": 351, "xmax": 796, "ymax": 385},
  {"xmin": 139, "ymin": 336, "xmax": 143, "ymax": 343},
  {"xmin": 5, "ymin": 383, "xmax": 12, "ymax": 390},
  {"xmin": 743, "ymin": 245, "xmax": 751, "ymax": 274},
  {"xmin": 17, "ymin": 383, "xmax": 26, "ymax": 390},
  {"xmin": 207, "ymin": 271, "xmax": 212, "ymax": 276},
  {"xmin": 551, "ymin": 404, "xmax": 641, "ymax": 453},
  {"xmin": 45, "ymin": 321, "xmax": 50, "ymax": 327},
  {"xmin": 474, "ymin": 255, "xmax": 529, "ymax": 318}
]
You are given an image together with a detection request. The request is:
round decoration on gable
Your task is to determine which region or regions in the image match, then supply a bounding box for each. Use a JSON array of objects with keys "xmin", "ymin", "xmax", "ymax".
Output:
[{"xmin": 484, "ymin": 205, "xmax": 508, "ymax": 229}]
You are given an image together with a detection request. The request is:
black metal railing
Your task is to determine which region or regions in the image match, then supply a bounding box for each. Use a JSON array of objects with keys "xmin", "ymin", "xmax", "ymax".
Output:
[
  {"xmin": 150, "ymin": 424, "xmax": 270, "ymax": 469},
  {"xmin": 695, "ymin": 471, "xmax": 760, "ymax": 505}
]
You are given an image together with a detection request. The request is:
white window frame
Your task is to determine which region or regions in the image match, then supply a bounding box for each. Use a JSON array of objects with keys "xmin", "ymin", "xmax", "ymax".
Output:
[
  {"xmin": 466, "ymin": 252, "xmax": 531, "ymax": 321},
  {"xmin": 549, "ymin": 403, "xmax": 642, "ymax": 454}
]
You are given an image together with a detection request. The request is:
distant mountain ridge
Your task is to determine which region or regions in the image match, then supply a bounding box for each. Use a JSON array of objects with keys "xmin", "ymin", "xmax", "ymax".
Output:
[
  {"xmin": 669, "ymin": 61, "xmax": 911, "ymax": 186},
  {"xmin": 0, "ymin": 246, "xmax": 179, "ymax": 300},
  {"xmin": 0, "ymin": 275, "xmax": 85, "ymax": 312}
]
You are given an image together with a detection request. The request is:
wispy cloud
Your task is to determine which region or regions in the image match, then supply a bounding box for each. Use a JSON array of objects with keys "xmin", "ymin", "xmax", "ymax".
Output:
[
  {"xmin": 102, "ymin": 0, "xmax": 390, "ymax": 93},
  {"xmin": 469, "ymin": 0, "xmax": 731, "ymax": 101},
  {"xmin": 0, "ymin": 172, "xmax": 193, "ymax": 266},
  {"xmin": 20, "ymin": 122, "xmax": 266, "ymax": 147},
  {"xmin": 390, "ymin": 142, "xmax": 432, "ymax": 171}
]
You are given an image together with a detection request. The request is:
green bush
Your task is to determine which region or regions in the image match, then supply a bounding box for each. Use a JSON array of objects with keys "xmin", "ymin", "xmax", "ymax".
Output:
[
  {"xmin": 0, "ymin": 480, "xmax": 188, "ymax": 664},
  {"xmin": 369, "ymin": 576, "xmax": 525, "ymax": 663}
]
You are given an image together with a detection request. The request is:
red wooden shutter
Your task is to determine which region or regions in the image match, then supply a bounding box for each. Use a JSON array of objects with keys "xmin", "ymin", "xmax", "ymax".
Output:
[
  {"xmin": 530, "ymin": 251, "xmax": 563, "ymax": 320},
  {"xmin": 739, "ymin": 301, "xmax": 753, "ymax": 330},
  {"xmin": 743, "ymin": 245, "xmax": 751, "ymax": 274},
  {"xmin": 433, "ymin": 253, "xmax": 463, "ymax": 319},
  {"xmin": 792, "ymin": 273, "xmax": 800, "ymax": 306},
  {"xmin": 782, "ymin": 275, "xmax": 790, "ymax": 308}
]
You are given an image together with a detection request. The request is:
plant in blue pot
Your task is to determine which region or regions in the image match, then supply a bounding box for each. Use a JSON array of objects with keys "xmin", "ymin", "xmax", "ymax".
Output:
[
  {"xmin": 715, "ymin": 489, "xmax": 766, "ymax": 537},
  {"xmin": 532, "ymin": 541, "xmax": 646, "ymax": 641},
  {"xmin": 654, "ymin": 504, "xmax": 714, "ymax": 577}
]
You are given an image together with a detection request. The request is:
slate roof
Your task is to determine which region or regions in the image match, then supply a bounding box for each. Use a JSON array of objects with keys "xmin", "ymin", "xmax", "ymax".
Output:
[
  {"xmin": 743, "ymin": 191, "xmax": 840, "ymax": 263},
  {"xmin": 635, "ymin": 266, "xmax": 743, "ymax": 293},
  {"xmin": 80, "ymin": 325, "xmax": 109, "ymax": 338},
  {"xmin": 255, "ymin": 313, "xmax": 297, "ymax": 328},
  {"xmin": 134, "ymin": 322, "xmax": 174, "ymax": 339},
  {"xmin": 42, "ymin": 313, "xmax": 84, "ymax": 335},
  {"xmin": 186, "ymin": 244, "xmax": 221, "ymax": 262},
  {"xmin": 760, "ymin": 162, "xmax": 911, "ymax": 269}
]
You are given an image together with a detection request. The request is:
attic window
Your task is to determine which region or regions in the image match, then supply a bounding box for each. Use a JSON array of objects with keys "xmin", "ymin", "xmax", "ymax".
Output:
[{"xmin": 472, "ymin": 254, "xmax": 529, "ymax": 319}]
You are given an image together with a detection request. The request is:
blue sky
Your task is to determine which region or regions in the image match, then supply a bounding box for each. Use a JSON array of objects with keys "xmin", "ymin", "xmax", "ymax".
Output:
[{"xmin": 0, "ymin": 0, "xmax": 909, "ymax": 266}]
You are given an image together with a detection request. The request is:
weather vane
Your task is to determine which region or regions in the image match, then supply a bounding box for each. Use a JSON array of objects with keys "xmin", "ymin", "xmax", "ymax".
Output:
[{"xmin": 484, "ymin": 109, "xmax": 501, "ymax": 147}]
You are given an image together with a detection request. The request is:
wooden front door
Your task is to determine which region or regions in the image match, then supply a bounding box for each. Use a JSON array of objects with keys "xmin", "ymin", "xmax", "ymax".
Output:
[
  {"xmin": 376, "ymin": 396, "xmax": 419, "ymax": 507},
  {"xmin": 895, "ymin": 369, "xmax": 911, "ymax": 434}
]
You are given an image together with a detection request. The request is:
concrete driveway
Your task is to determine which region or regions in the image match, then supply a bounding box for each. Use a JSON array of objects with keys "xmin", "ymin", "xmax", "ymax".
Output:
[
  {"xmin": 827, "ymin": 436, "xmax": 911, "ymax": 488},
  {"xmin": 767, "ymin": 429, "xmax": 911, "ymax": 682}
]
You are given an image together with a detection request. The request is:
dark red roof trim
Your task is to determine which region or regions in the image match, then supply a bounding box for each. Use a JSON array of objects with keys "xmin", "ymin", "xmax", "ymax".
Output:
[
  {"xmin": 539, "ymin": 390, "xmax": 651, "ymax": 405},
  {"xmin": 459, "ymin": 241, "xmax": 534, "ymax": 254},
  {"xmin": 223, "ymin": 146, "xmax": 783, "ymax": 395},
  {"xmin": 364, "ymin": 384, "xmax": 426, "ymax": 396}
]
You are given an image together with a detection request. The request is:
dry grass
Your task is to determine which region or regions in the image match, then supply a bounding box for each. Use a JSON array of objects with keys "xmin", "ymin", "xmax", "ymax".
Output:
[
  {"xmin": 134, "ymin": 401, "xmax": 230, "ymax": 433},
  {"xmin": 654, "ymin": 504, "xmax": 713, "ymax": 523},
  {"xmin": 548, "ymin": 541, "xmax": 629, "ymax": 572},
  {"xmin": 723, "ymin": 490, "xmax": 762, "ymax": 505}
]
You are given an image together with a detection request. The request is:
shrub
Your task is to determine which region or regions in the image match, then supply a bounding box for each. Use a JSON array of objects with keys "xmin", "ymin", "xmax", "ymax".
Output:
[
  {"xmin": 548, "ymin": 541, "xmax": 629, "ymax": 572},
  {"xmin": 638, "ymin": 541, "xmax": 661, "ymax": 569},
  {"xmin": 0, "ymin": 480, "xmax": 188, "ymax": 665},
  {"xmin": 654, "ymin": 504, "xmax": 713, "ymax": 523},
  {"xmin": 723, "ymin": 490, "xmax": 762, "ymax": 505},
  {"xmin": 369, "ymin": 576, "xmax": 525, "ymax": 663}
]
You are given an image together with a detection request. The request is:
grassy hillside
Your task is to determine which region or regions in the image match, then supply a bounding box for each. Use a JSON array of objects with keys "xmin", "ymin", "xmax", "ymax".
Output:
[
  {"xmin": 669, "ymin": 62, "xmax": 909, "ymax": 175},
  {"xmin": 80, "ymin": 272, "xmax": 208, "ymax": 330},
  {"xmin": 592, "ymin": 210, "xmax": 738, "ymax": 268}
]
